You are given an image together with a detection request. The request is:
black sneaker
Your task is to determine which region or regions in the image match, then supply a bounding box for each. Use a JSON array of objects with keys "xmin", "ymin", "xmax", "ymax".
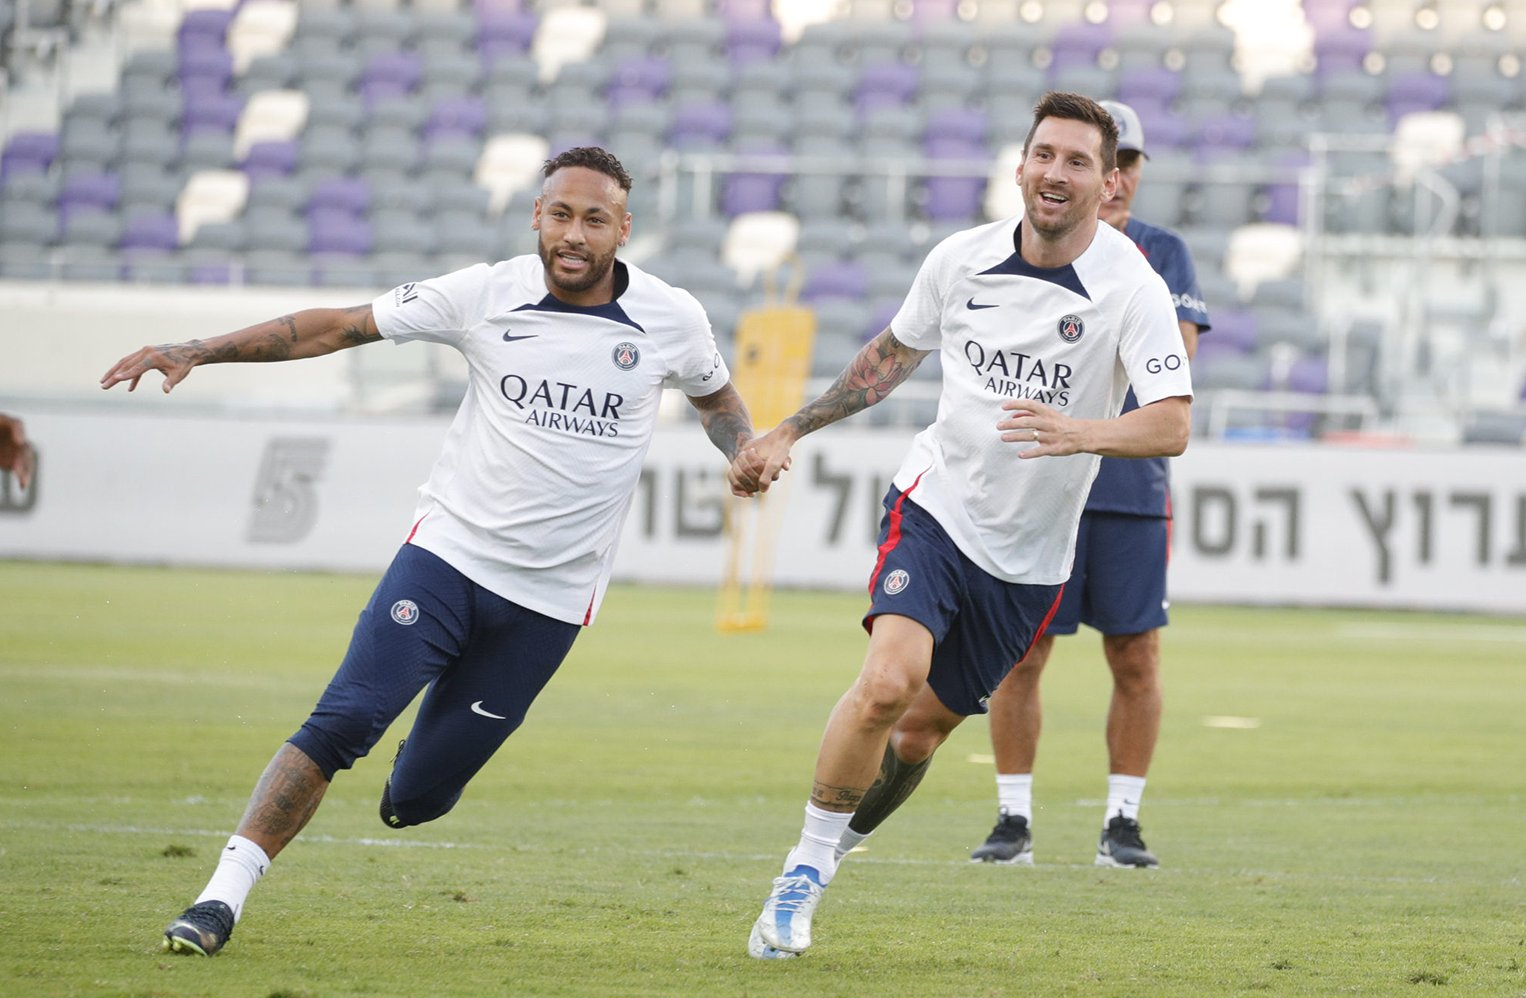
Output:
[
  {"xmin": 162, "ymin": 900, "xmax": 235, "ymax": 956},
  {"xmin": 1096, "ymin": 814, "xmax": 1159, "ymax": 868},
  {"xmin": 379, "ymin": 739, "xmax": 409, "ymax": 829},
  {"xmin": 970, "ymin": 813, "xmax": 1034, "ymax": 865}
]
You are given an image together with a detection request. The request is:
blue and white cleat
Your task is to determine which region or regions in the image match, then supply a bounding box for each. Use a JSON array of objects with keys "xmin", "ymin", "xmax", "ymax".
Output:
[
  {"xmin": 747, "ymin": 919, "xmax": 800, "ymax": 959},
  {"xmin": 754, "ymin": 865, "xmax": 824, "ymax": 954}
]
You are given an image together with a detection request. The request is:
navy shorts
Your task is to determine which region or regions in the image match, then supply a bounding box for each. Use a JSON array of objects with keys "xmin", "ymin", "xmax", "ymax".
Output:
[
  {"xmin": 863, "ymin": 487, "xmax": 1063, "ymax": 716},
  {"xmin": 289, "ymin": 544, "xmax": 580, "ymax": 825},
  {"xmin": 1047, "ymin": 511, "xmax": 1170, "ymax": 636}
]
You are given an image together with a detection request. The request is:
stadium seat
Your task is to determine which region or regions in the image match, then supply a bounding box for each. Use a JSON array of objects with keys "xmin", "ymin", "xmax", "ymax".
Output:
[
  {"xmin": 176, "ymin": 168, "xmax": 249, "ymax": 243},
  {"xmin": 722, "ymin": 210, "xmax": 799, "ymax": 287},
  {"xmin": 475, "ymin": 133, "xmax": 550, "ymax": 215},
  {"xmin": 227, "ymin": 0, "xmax": 298, "ymax": 74}
]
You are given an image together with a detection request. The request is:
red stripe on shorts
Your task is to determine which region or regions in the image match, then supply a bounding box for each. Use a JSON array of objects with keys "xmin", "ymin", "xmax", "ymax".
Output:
[{"xmin": 866, "ymin": 471, "xmax": 926, "ymax": 596}]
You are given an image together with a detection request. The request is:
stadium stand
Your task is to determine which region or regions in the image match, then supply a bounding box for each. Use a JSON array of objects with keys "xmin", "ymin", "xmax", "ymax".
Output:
[{"xmin": 0, "ymin": 0, "xmax": 1523, "ymax": 441}]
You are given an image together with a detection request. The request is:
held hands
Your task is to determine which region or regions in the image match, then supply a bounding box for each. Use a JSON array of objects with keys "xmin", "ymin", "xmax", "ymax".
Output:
[
  {"xmin": 727, "ymin": 425, "xmax": 796, "ymax": 497},
  {"xmin": 100, "ymin": 341, "xmax": 210, "ymax": 393},
  {"xmin": 998, "ymin": 399, "xmax": 1080, "ymax": 458}
]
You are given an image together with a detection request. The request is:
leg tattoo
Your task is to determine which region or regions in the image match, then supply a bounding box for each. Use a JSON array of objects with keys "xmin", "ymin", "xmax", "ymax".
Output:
[
  {"xmin": 846, "ymin": 743, "xmax": 933, "ymax": 834},
  {"xmin": 233, "ymin": 742, "xmax": 331, "ymax": 860}
]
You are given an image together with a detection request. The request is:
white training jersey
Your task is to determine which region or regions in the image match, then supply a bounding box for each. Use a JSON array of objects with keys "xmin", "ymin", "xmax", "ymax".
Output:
[
  {"xmin": 372, "ymin": 257, "xmax": 728, "ymax": 625},
  {"xmin": 889, "ymin": 217, "xmax": 1192, "ymax": 585}
]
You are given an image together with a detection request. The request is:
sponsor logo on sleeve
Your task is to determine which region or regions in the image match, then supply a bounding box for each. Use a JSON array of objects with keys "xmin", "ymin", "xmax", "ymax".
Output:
[{"xmin": 393, "ymin": 283, "xmax": 419, "ymax": 306}]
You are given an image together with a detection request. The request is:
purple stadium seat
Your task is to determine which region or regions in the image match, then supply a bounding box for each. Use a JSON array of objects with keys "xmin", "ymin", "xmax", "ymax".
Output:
[
  {"xmin": 427, "ymin": 96, "xmax": 488, "ymax": 139},
  {"xmin": 242, "ymin": 140, "xmax": 300, "ymax": 178},
  {"xmin": 59, "ymin": 171, "xmax": 121, "ymax": 211},
  {"xmin": 309, "ymin": 177, "xmax": 371, "ymax": 215},
  {"xmin": 1, "ymin": 131, "xmax": 59, "ymax": 176},
  {"xmin": 363, "ymin": 51, "xmax": 423, "ymax": 100},
  {"xmin": 308, "ymin": 214, "xmax": 374, "ymax": 256},
  {"xmin": 1260, "ymin": 151, "xmax": 1309, "ymax": 225},
  {"xmin": 118, "ymin": 211, "xmax": 181, "ymax": 251},
  {"xmin": 178, "ymin": 8, "xmax": 234, "ymax": 49},
  {"xmin": 1191, "ymin": 112, "xmax": 1257, "ymax": 155},
  {"xmin": 1132, "ymin": 105, "xmax": 1190, "ymax": 150},
  {"xmin": 1287, "ymin": 354, "xmax": 1330, "ymax": 395},
  {"xmin": 188, "ymin": 262, "xmax": 236, "ymax": 284},
  {"xmin": 1386, "ymin": 72, "xmax": 1450, "ymax": 121},
  {"xmin": 1047, "ymin": 23, "xmax": 1112, "ymax": 73},
  {"xmin": 1117, "ymin": 66, "xmax": 1182, "ymax": 105},
  {"xmin": 477, "ymin": 10, "xmax": 537, "ymax": 65},
  {"xmin": 609, "ymin": 56, "xmax": 671, "ymax": 102},
  {"xmin": 801, "ymin": 259, "xmax": 868, "ymax": 303},
  {"xmin": 1302, "ymin": 0, "xmax": 1361, "ymax": 32},
  {"xmin": 715, "ymin": 0, "xmax": 772, "ymax": 20},
  {"xmin": 1207, "ymin": 308, "xmax": 1258, "ymax": 353},
  {"xmin": 923, "ymin": 107, "xmax": 987, "ymax": 145},
  {"xmin": 721, "ymin": 142, "xmax": 786, "ymax": 215},
  {"xmin": 922, "ymin": 137, "xmax": 985, "ymax": 222},
  {"xmin": 855, "ymin": 62, "xmax": 920, "ymax": 116},
  {"xmin": 181, "ymin": 91, "xmax": 244, "ymax": 137},
  {"xmin": 474, "ymin": 0, "xmax": 523, "ymax": 11},
  {"xmin": 906, "ymin": 0, "xmax": 961, "ymax": 23},
  {"xmin": 670, "ymin": 101, "xmax": 733, "ymax": 149},
  {"xmin": 1104, "ymin": 0, "xmax": 1156, "ymax": 26},
  {"xmin": 726, "ymin": 18, "xmax": 781, "ymax": 65},
  {"xmin": 179, "ymin": 45, "xmax": 234, "ymax": 90},
  {"xmin": 1312, "ymin": 25, "xmax": 1371, "ymax": 77}
]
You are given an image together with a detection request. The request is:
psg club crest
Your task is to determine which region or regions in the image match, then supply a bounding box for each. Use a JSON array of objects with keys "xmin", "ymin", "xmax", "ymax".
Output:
[
  {"xmin": 884, "ymin": 569, "xmax": 911, "ymax": 595},
  {"xmin": 1057, "ymin": 314, "xmax": 1084, "ymax": 343},
  {"xmin": 612, "ymin": 342, "xmax": 640, "ymax": 370},
  {"xmin": 390, "ymin": 599, "xmax": 420, "ymax": 625}
]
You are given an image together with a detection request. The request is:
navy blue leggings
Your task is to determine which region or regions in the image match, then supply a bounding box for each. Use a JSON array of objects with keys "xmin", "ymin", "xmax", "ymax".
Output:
[{"xmin": 289, "ymin": 544, "xmax": 580, "ymax": 826}]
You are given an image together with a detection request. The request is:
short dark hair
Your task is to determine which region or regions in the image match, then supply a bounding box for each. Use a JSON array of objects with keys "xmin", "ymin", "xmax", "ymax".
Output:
[
  {"xmin": 1022, "ymin": 91, "xmax": 1119, "ymax": 174},
  {"xmin": 542, "ymin": 146, "xmax": 634, "ymax": 193}
]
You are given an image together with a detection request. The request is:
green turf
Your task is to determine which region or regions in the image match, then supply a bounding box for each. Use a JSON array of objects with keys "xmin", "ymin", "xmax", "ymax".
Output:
[{"xmin": 1, "ymin": 561, "xmax": 1523, "ymax": 997}]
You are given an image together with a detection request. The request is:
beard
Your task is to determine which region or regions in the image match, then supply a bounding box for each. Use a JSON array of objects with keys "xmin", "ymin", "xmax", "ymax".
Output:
[{"xmin": 537, "ymin": 233, "xmax": 617, "ymax": 298}]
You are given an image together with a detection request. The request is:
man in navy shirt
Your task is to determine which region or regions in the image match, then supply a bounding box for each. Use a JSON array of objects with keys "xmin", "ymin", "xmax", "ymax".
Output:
[{"xmin": 971, "ymin": 101, "xmax": 1210, "ymax": 868}]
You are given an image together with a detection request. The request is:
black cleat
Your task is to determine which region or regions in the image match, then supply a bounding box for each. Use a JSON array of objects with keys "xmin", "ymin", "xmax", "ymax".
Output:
[
  {"xmin": 162, "ymin": 900, "xmax": 235, "ymax": 956},
  {"xmin": 970, "ymin": 813, "xmax": 1034, "ymax": 865},
  {"xmin": 1096, "ymin": 814, "xmax": 1159, "ymax": 868},
  {"xmin": 379, "ymin": 739, "xmax": 409, "ymax": 829}
]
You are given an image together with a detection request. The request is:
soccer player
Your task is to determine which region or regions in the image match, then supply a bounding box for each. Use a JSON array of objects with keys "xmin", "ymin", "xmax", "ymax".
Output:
[
  {"xmin": 100, "ymin": 147, "xmax": 757, "ymax": 957},
  {"xmin": 0, "ymin": 412, "xmax": 34, "ymax": 489},
  {"xmin": 729, "ymin": 92, "xmax": 1194, "ymax": 958},
  {"xmin": 971, "ymin": 100, "xmax": 1210, "ymax": 870}
]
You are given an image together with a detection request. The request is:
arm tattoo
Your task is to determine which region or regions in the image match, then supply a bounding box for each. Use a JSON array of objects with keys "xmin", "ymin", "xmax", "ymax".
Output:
[
  {"xmin": 693, "ymin": 384, "xmax": 754, "ymax": 461},
  {"xmin": 338, "ymin": 304, "xmax": 381, "ymax": 346},
  {"xmin": 279, "ymin": 314, "xmax": 299, "ymax": 343},
  {"xmin": 785, "ymin": 328, "xmax": 926, "ymax": 437}
]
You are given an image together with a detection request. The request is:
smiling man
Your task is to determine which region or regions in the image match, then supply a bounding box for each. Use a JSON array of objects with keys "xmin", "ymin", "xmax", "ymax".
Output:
[
  {"xmin": 101, "ymin": 147, "xmax": 758, "ymax": 957},
  {"xmin": 728, "ymin": 92, "xmax": 1193, "ymax": 958}
]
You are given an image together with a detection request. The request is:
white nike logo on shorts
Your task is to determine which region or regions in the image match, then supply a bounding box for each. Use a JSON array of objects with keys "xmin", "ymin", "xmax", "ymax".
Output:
[{"xmin": 470, "ymin": 700, "xmax": 508, "ymax": 719}]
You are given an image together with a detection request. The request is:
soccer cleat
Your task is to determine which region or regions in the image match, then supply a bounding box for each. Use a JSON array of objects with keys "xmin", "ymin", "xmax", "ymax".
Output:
[
  {"xmin": 754, "ymin": 865, "xmax": 824, "ymax": 954},
  {"xmin": 747, "ymin": 919, "xmax": 800, "ymax": 960},
  {"xmin": 1096, "ymin": 814, "xmax": 1159, "ymax": 868},
  {"xmin": 970, "ymin": 813, "xmax": 1034, "ymax": 865},
  {"xmin": 379, "ymin": 739, "xmax": 408, "ymax": 829},
  {"xmin": 161, "ymin": 900, "xmax": 235, "ymax": 957}
]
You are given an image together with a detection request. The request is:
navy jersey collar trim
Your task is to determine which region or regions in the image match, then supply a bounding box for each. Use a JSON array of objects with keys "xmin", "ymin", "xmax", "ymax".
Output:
[
  {"xmin": 974, "ymin": 222, "xmax": 1091, "ymax": 301},
  {"xmin": 512, "ymin": 262, "xmax": 644, "ymax": 332}
]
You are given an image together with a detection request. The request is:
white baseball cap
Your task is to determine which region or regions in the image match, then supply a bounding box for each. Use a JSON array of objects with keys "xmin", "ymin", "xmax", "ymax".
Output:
[{"xmin": 1100, "ymin": 100, "xmax": 1148, "ymax": 160}]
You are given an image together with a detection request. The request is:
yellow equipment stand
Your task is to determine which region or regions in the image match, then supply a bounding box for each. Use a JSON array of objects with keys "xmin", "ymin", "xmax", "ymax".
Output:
[{"xmin": 716, "ymin": 288, "xmax": 815, "ymax": 633}]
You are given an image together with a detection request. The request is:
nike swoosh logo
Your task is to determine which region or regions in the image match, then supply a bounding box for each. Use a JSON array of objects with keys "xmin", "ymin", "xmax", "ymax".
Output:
[
  {"xmin": 470, "ymin": 700, "xmax": 508, "ymax": 719},
  {"xmin": 966, "ymin": 298, "xmax": 999, "ymax": 310},
  {"xmin": 502, "ymin": 332, "xmax": 538, "ymax": 342}
]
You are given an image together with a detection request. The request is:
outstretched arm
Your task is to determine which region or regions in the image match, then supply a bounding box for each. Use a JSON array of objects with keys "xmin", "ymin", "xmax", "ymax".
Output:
[
  {"xmin": 686, "ymin": 380, "xmax": 755, "ymax": 463},
  {"xmin": 733, "ymin": 326, "xmax": 929, "ymax": 495},
  {"xmin": 100, "ymin": 304, "xmax": 381, "ymax": 393}
]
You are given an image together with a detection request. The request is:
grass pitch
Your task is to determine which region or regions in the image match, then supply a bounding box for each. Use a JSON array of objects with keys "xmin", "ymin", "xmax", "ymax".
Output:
[{"xmin": 1, "ymin": 561, "xmax": 1523, "ymax": 997}]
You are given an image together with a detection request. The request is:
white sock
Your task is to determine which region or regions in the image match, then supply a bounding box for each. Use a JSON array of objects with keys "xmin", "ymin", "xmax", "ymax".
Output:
[
  {"xmin": 784, "ymin": 802, "xmax": 850, "ymax": 884},
  {"xmin": 995, "ymin": 773, "xmax": 1034, "ymax": 822},
  {"xmin": 1105, "ymin": 774, "xmax": 1147, "ymax": 825},
  {"xmin": 194, "ymin": 835, "xmax": 270, "ymax": 922},
  {"xmin": 833, "ymin": 825, "xmax": 871, "ymax": 861}
]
